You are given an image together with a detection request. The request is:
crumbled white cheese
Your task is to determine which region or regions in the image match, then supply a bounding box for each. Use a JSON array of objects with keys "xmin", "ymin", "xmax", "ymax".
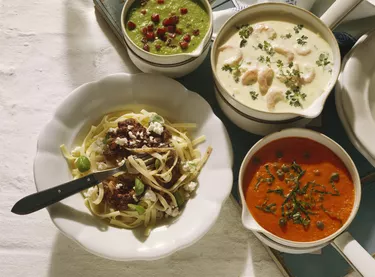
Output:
[
  {"xmin": 84, "ymin": 187, "xmax": 96, "ymax": 198},
  {"xmin": 129, "ymin": 140, "xmax": 136, "ymax": 145},
  {"xmin": 92, "ymin": 139, "xmax": 104, "ymax": 154},
  {"xmin": 184, "ymin": 181, "xmax": 198, "ymax": 192},
  {"xmin": 71, "ymin": 146, "xmax": 81, "ymax": 156},
  {"xmin": 127, "ymin": 125, "xmax": 134, "ymax": 130},
  {"xmin": 128, "ymin": 131, "xmax": 136, "ymax": 139},
  {"xmin": 117, "ymin": 158, "xmax": 126, "ymax": 167},
  {"xmin": 108, "ymin": 127, "xmax": 117, "ymax": 133},
  {"xmin": 185, "ymin": 193, "xmax": 191, "ymax": 199},
  {"xmin": 115, "ymin": 137, "xmax": 128, "ymax": 146},
  {"xmin": 165, "ymin": 207, "xmax": 179, "ymax": 217},
  {"xmin": 116, "ymin": 183, "xmax": 123, "ymax": 189},
  {"xmin": 182, "ymin": 160, "xmax": 198, "ymax": 173},
  {"xmin": 96, "ymin": 162, "xmax": 108, "ymax": 171},
  {"xmin": 147, "ymin": 121, "xmax": 164, "ymax": 135},
  {"xmin": 143, "ymin": 189, "xmax": 157, "ymax": 202}
]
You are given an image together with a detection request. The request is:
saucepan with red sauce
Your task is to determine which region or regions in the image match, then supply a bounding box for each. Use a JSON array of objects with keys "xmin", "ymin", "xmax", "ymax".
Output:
[{"xmin": 239, "ymin": 128, "xmax": 375, "ymax": 276}]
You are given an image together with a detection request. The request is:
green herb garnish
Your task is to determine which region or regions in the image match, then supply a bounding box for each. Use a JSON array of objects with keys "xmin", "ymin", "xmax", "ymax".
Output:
[
  {"xmin": 316, "ymin": 53, "xmax": 331, "ymax": 67},
  {"xmin": 257, "ymin": 55, "xmax": 265, "ymax": 63},
  {"xmin": 293, "ymin": 24, "xmax": 304, "ymax": 34},
  {"xmin": 221, "ymin": 63, "xmax": 243, "ymax": 83},
  {"xmin": 267, "ymin": 187, "xmax": 285, "ymax": 197},
  {"xmin": 128, "ymin": 204, "xmax": 145, "ymax": 215},
  {"xmin": 174, "ymin": 190, "xmax": 185, "ymax": 207},
  {"xmin": 237, "ymin": 24, "xmax": 253, "ymax": 48},
  {"xmin": 281, "ymin": 33, "xmax": 292, "ymax": 39},
  {"xmin": 297, "ymin": 35, "xmax": 308, "ymax": 45},
  {"xmin": 256, "ymin": 199, "xmax": 277, "ymax": 214},
  {"xmin": 134, "ymin": 178, "xmax": 145, "ymax": 195},
  {"xmin": 254, "ymin": 164, "xmax": 275, "ymax": 190},
  {"xmin": 286, "ymin": 87, "xmax": 307, "ymax": 108},
  {"xmin": 258, "ymin": 41, "xmax": 275, "ymax": 56},
  {"xmin": 250, "ymin": 91, "xmax": 258, "ymax": 100},
  {"xmin": 221, "ymin": 64, "xmax": 233, "ymax": 73},
  {"xmin": 330, "ymin": 172, "xmax": 340, "ymax": 182}
]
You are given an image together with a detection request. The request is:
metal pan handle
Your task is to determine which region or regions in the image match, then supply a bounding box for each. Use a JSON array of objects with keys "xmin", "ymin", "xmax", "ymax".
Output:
[
  {"xmin": 331, "ymin": 231, "xmax": 375, "ymax": 277},
  {"xmin": 320, "ymin": 0, "xmax": 365, "ymax": 30}
]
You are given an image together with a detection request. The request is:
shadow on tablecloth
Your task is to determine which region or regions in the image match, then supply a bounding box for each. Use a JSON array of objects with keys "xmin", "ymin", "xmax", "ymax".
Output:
[{"xmin": 47, "ymin": 198, "xmax": 283, "ymax": 277}]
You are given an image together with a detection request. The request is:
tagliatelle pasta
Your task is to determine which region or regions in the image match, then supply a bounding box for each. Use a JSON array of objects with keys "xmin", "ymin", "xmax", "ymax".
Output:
[{"xmin": 61, "ymin": 109, "xmax": 212, "ymax": 236}]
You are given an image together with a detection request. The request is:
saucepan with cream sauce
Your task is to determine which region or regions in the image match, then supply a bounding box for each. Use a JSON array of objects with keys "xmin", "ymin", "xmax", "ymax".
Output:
[
  {"xmin": 211, "ymin": 0, "xmax": 364, "ymax": 135},
  {"xmin": 238, "ymin": 129, "xmax": 375, "ymax": 277}
]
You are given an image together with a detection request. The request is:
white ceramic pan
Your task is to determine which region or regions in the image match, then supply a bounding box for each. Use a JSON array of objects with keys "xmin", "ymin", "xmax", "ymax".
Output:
[
  {"xmin": 211, "ymin": 0, "xmax": 365, "ymax": 135},
  {"xmin": 239, "ymin": 129, "xmax": 375, "ymax": 277}
]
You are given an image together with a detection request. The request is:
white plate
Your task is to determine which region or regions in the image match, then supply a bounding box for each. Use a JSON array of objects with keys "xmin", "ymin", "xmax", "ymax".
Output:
[
  {"xmin": 34, "ymin": 73, "xmax": 233, "ymax": 261},
  {"xmin": 335, "ymin": 29, "xmax": 375, "ymax": 168}
]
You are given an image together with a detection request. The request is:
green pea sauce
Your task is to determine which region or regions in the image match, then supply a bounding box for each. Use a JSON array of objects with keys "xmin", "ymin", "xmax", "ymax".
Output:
[{"xmin": 125, "ymin": 0, "xmax": 210, "ymax": 55}]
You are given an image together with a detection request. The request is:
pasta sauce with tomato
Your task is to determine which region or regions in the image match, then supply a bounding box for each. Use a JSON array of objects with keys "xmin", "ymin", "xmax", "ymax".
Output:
[{"xmin": 244, "ymin": 138, "xmax": 355, "ymax": 242}]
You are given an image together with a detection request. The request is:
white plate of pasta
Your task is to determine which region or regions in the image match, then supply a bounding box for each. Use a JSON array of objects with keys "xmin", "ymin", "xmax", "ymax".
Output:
[{"xmin": 34, "ymin": 73, "xmax": 233, "ymax": 261}]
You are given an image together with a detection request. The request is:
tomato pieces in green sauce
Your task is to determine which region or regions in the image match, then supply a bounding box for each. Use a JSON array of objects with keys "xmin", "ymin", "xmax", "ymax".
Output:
[{"xmin": 125, "ymin": 0, "xmax": 210, "ymax": 55}]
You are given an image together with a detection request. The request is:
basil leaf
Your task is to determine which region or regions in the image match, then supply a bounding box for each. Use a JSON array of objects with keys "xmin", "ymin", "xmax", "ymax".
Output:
[
  {"xmin": 174, "ymin": 190, "xmax": 185, "ymax": 207},
  {"xmin": 128, "ymin": 204, "xmax": 145, "ymax": 215},
  {"xmin": 134, "ymin": 178, "xmax": 145, "ymax": 195}
]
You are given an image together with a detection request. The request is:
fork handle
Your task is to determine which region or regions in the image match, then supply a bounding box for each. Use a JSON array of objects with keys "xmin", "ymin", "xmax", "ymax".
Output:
[{"xmin": 11, "ymin": 174, "xmax": 99, "ymax": 215}]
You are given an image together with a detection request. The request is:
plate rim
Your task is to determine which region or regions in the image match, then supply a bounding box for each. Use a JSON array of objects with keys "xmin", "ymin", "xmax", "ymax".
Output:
[
  {"xmin": 33, "ymin": 72, "xmax": 234, "ymax": 261},
  {"xmin": 335, "ymin": 29, "xmax": 375, "ymax": 168}
]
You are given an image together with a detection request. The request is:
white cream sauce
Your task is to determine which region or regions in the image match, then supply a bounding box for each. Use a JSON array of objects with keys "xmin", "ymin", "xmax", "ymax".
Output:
[{"xmin": 216, "ymin": 19, "xmax": 334, "ymax": 112}]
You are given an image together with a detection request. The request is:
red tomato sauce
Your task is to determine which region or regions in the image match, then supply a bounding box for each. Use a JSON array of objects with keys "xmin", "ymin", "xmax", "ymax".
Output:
[{"xmin": 244, "ymin": 137, "xmax": 355, "ymax": 242}]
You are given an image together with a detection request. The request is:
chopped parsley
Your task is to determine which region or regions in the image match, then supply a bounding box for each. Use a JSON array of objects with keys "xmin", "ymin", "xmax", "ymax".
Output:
[
  {"xmin": 316, "ymin": 53, "xmax": 331, "ymax": 67},
  {"xmin": 257, "ymin": 55, "xmax": 271, "ymax": 65},
  {"xmin": 258, "ymin": 40, "xmax": 275, "ymax": 56},
  {"xmin": 297, "ymin": 35, "xmax": 308, "ymax": 45},
  {"xmin": 278, "ymin": 68, "xmax": 301, "ymax": 90},
  {"xmin": 257, "ymin": 55, "xmax": 265, "ymax": 63},
  {"xmin": 281, "ymin": 33, "xmax": 292, "ymax": 39},
  {"xmin": 293, "ymin": 24, "xmax": 304, "ymax": 34},
  {"xmin": 276, "ymin": 60, "xmax": 284, "ymax": 68},
  {"xmin": 286, "ymin": 87, "xmax": 307, "ymax": 108},
  {"xmin": 250, "ymin": 91, "xmax": 258, "ymax": 100},
  {"xmin": 256, "ymin": 199, "xmax": 277, "ymax": 214},
  {"xmin": 221, "ymin": 63, "xmax": 242, "ymax": 83},
  {"xmin": 221, "ymin": 64, "xmax": 233, "ymax": 73},
  {"xmin": 237, "ymin": 24, "xmax": 253, "ymax": 48}
]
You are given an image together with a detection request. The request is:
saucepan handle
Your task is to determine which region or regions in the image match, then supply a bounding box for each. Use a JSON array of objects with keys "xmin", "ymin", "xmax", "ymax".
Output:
[
  {"xmin": 331, "ymin": 231, "xmax": 375, "ymax": 277},
  {"xmin": 320, "ymin": 0, "xmax": 364, "ymax": 30}
]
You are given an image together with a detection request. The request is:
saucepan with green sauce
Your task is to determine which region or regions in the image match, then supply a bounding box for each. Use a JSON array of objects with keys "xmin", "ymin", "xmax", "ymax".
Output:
[{"xmin": 121, "ymin": 0, "xmax": 213, "ymax": 77}]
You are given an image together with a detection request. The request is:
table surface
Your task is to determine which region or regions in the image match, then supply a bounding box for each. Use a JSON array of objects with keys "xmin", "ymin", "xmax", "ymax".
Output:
[{"xmin": 1, "ymin": 0, "xmax": 374, "ymax": 277}]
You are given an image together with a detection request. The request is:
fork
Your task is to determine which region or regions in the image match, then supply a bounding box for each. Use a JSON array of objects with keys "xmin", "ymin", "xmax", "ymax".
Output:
[{"xmin": 11, "ymin": 155, "xmax": 155, "ymax": 215}]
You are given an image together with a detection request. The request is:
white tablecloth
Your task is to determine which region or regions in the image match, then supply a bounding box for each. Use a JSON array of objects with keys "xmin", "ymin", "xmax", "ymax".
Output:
[{"xmin": 0, "ymin": 1, "xmax": 285, "ymax": 276}]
